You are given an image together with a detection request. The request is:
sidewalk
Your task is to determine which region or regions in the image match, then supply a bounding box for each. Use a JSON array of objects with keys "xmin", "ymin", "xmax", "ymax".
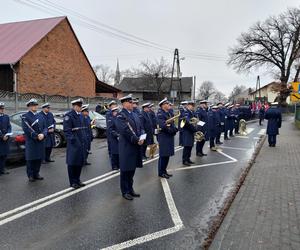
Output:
[{"xmin": 210, "ymin": 117, "xmax": 300, "ymax": 250}]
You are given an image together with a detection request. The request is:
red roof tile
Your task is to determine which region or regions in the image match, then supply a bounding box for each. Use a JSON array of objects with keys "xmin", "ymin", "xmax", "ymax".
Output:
[{"xmin": 0, "ymin": 16, "xmax": 65, "ymax": 64}]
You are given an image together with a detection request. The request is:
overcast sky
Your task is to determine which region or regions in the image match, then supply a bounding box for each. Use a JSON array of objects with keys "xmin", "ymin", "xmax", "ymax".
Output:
[{"xmin": 1, "ymin": 0, "xmax": 299, "ymax": 95}]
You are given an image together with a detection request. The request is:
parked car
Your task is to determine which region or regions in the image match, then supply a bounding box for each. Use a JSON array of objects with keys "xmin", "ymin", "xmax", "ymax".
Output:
[
  {"xmin": 6, "ymin": 122, "xmax": 26, "ymax": 162},
  {"xmin": 239, "ymin": 106, "xmax": 252, "ymax": 121},
  {"xmin": 9, "ymin": 111, "xmax": 66, "ymax": 148},
  {"xmin": 54, "ymin": 110, "xmax": 107, "ymax": 138}
]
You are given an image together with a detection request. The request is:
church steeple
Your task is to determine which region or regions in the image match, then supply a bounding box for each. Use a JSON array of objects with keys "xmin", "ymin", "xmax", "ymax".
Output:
[{"xmin": 114, "ymin": 59, "xmax": 121, "ymax": 85}]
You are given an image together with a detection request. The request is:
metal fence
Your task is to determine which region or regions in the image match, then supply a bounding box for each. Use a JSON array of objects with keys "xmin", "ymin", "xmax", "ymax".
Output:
[{"xmin": 0, "ymin": 90, "xmax": 117, "ymax": 114}]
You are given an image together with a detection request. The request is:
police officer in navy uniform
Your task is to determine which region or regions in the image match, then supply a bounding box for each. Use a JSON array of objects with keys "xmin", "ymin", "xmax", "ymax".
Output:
[
  {"xmin": 234, "ymin": 104, "xmax": 241, "ymax": 134},
  {"xmin": 208, "ymin": 105, "xmax": 219, "ymax": 151},
  {"xmin": 0, "ymin": 102, "xmax": 11, "ymax": 175},
  {"xmin": 21, "ymin": 99, "xmax": 48, "ymax": 182},
  {"xmin": 39, "ymin": 103, "xmax": 56, "ymax": 163},
  {"xmin": 115, "ymin": 94, "xmax": 144, "ymax": 200},
  {"xmin": 196, "ymin": 100, "xmax": 209, "ymax": 157},
  {"xmin": 181, "ymin": 100, "xmax": 197, "ymax": 166},
  {"xmin": 265, "ymin": 102, "xmax": 282, "ymax": 147},
  {"xmin": 63, "ymin": 98, "xmax": 86, "ymax": 189},
  {"xmin": 149, "ymin": 103, "xmax": 157, "ymax": 135},
  {"xmin": 132, "ymin": 98, "xmax": 141, "ymax": 115},
  {"xmin": 224, "ymin": 103, "xmax": 231, "ymax": 140},
  {"xmin": 178, "ymin": 101, "xmax": 188, "ymax": 146},
  {"xmin": 106, "ymin": 100, "xmax": 118, "ymax": 166},
  {"xmin": 228, "ymin": 105, "xmax": 235, "ymax": 137},
  {"xmin": 139, "ymin": 103, "xmax": 154, "ymax": 160},
  {"xmin": 157, "ymin": 98, "xmax": 178, "ymax": 178},
  {"xmin": 215, "ymin": 102, "xmax": 224, "ymax": 145},
  {"xmin": 81, "ymin": 104, "xmax": 93, "ymax": 166},
  {"xmin": 107, "ymin": 106, "xmax": 120, "ymax": 170}
]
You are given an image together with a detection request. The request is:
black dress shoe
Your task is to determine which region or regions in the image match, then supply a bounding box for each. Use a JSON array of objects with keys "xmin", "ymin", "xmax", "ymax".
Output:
[
  {"xmin": 71, "ymin": 183, "xmax": 81, "ymax": 189},
  {"xmin": 183, "ymin": 161, "xmax": 191, "ymax": 166},
  {"xmin": 188, "ymin": 160, "xmax": 195, "ymax": 164},
  {"xmin": 224, "ymin": 138, "xmax": 231, "ymax": 140},
  {"xmin": 79, "ymin": 182, "xmax": 86, "ymax": 187},
  {"xmin": 130, "ymin": 191, "xmax": 141, "ymax": 197},
  {"xmin": 42, "ymin": 161, "xmax": 47, "ymax": 164},
  {"xmin": 166, "ymin": 172, "xmax": 173, "ymax": 177},
  {"xmin": 46, "ymin": 159, "xmax": 55, "ymax": 162},
  {"xmin": 122, "ymin": 193, "xmax": 134, "ymax": 200},
  {"xmin": 84, "ymin": 162, "xmax": 91, "ymax": 166},
  {"xmin": 28, "ymin": 176, "xmax": 36, "ymax": 182},
  {"xmin": 159, "ymin": 174, "xmax": 170, "ymax": 179},
  {"xmin": 216, "ymin": 141, "xmax": 223, "ymax": 145},
  {"xmin": 34, "ymin": 175, "xmax": 44, "ymax": 180},
  {"xmin": 112, "ymin": 167, "xmax": 119, "ymax": 170},
  {"xmin": 196, "ymin": 152, "xmax": 203, "ymax": 157},
  {"xmin": 202, "ymin": 153, "xmax": 207, "ymax": 156}
]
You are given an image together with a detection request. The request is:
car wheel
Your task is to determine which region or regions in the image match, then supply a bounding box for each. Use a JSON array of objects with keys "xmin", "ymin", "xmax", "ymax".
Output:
[
  {"xmin": 54, "ymin": 132, "xmax": 63, "ymax": 148},
  {"xmin": 92, "ymin": 128, "xmax": 99, "ymax": 138}
]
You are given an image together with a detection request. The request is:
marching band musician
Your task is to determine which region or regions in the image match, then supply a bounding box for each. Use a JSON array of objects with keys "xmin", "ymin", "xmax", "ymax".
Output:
[
  {"xmin": 132, "ymin": 98, "xmax": 141, "ymax": 115},
  {"xmin": 234, "ymin": 103, "xmax": 241, "ymax": 134},
  {"xmin": 208, "ymin": 105, "xmax": 219, "ymax": 151},
  {"xmin": 149, "ymin": 103, "xmax": 157, "ymax": 134},
  {"xmin": 107, "ymin": 106, "xmax": 120, "ymax": 170},
  {"xmin": 157, "ymin": 98, "xmax": 178, "ymax": 178},
  {"xmin": 81, "ymin": 104, "xmax": 93, "ymax": 166},
  {"xmin": 22, "ymin": 99, "xmax": 48, "ymax": 182},
  {"xmin": 228, "ymin": 105, "xmax": 235, "ymax": 137},
  {"xmin": 196, "ymin": 100, "xmax": 209, "ymax": 157},
  {"xmin": 178, "ymin": 101, "xmax": 188, "ymax": 146},
  {"xmin": 106, "ymin": 100, "xmax": 118, "ymax": 166},
  {"xmin": 63, "ymin": 98, "xmax": 86, "ymax": 189},
  {"xmin": 181, "ymin": 100, "xmax": 197, "ymax": 166},
  {"xmin": 0, "ymin": 102, "xmax": 11, "ymax": 175},
  {"xmin": 39, "ymin": 103, "xmax": 56, "ymax": 163},
  {"xmin": 116, "ymin": 94, "xmax": 144, "ymax": 201},
  {"xmin": 224, "ymin": 103, "xmax": 231, "ymax": 140},
  {"xmin": 140, "ymin": 103, "xmax": 154, "ymax": 160}
]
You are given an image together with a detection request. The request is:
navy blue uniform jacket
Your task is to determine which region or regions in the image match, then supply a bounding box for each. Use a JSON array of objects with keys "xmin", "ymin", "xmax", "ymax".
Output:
[
  {"xmin": 157, "ymin": 109, "xmax": 178, "ymax": 156},
  {"xmin": 22, "ymin": 111, "xmax": 48, "ymax": 161},
  {"xmin": 116, "ymin": 109, "xmax": 143, "ymax": 171},
  {"xmin": 196, "ymin": 107, "xmax": 209, "ymax": 141},
  {"xmin": 139, "ymin": 111, "xmax": 154, "ymax": 145},
  {"xmin": 0, "ymin": 114, "xmax": 12, "ymax": 156},
  {"xmin": 181, "ymin": 109, "xmax": 197, "ymax": 147},
  {"xmin": 63, "ymin": 110, "xmax": 86, "ymax": 166},
  {"xmin": 83, "ymin": 115, "xmax": 93, "ymax": 151},
  {"xmin": 208, "ymin": 110, "xmax": 218, "ymax": 137},
  {"xmin": 265, "ymin": 107, "xmax": 282, "ymax": 135},
  {"xmin": 38, "ymin": 111, "xmax": 56, "ymax": 148},
  {"xmin": 107, "ymin": 114, "xmax": 119, "ymax": 155}
]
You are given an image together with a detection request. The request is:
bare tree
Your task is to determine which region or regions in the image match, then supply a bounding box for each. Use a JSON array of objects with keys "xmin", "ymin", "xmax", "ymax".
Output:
[
  {"xmin": 93, "ymin": 64, "xmax": 114, "ymax": 84},
  {"xmin": 228, "ymin": 85, "xmax": 247, "ymax": 102},
  {"xmin": 214, "ymin": 90, "xmax": 227, "ymax": 103},
  {"xmin": 228, "ymin": 7, "xmax": 300, "ymax": 105},
  {"xmin": 197, "ymin": 81, "xmax": 216, "ymax": 100}
]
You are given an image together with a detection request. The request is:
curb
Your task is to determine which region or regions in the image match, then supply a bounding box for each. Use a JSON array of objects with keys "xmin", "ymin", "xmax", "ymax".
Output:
[{"xmin": 202, "ymin": 134, "xmax": 267, "ymax": 249}]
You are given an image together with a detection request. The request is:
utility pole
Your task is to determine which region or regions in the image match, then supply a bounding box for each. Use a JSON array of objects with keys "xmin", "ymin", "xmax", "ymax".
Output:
[{"xmin": 170, "ymin": 48, "xmax": 182, "ymax": 102}]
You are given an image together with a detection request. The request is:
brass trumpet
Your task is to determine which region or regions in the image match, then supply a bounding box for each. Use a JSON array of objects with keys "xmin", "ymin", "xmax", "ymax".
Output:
[{"xmin": 166, "ymin": 113, "xmax": 180, "ymax": 125}]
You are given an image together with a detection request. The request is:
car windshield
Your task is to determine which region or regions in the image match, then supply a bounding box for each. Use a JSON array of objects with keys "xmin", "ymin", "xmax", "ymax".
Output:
[
  {"xmin": 10, "ymin": 121, "xmax": 23, "ymax": 132},
  {"xmin": 89, "ymin": 111, "xmax": 105, "ymax": 120}
]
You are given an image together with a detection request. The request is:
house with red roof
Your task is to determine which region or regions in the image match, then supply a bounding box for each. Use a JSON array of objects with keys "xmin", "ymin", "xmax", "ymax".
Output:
[{"xmin": 0, "ymin": 16, "xmax": 121, "ymax": 98}]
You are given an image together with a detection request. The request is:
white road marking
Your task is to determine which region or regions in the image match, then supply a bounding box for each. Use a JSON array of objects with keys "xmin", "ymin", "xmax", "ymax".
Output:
[
  {"xmin": 258, "ymin": 129, "xmax": 266, "ymax": 135},
  {"xmin": 0, "ymin": 170, "xmax": 119, "ymax": 220},
  {"xmin": 0, "ymin": 146, "xmax": 184, "ymax": 225},
  {"xmin": 246, "ymin": 127, "xmax": 255, "ymax": 134},
  {"xmin": 0, "ymin": 172, "xmax": 120, "ymax": 226},
  {"xmin": 219, "ymin": 146, "xmax": 251, "ymax": 151},
  {"xmin": 234, "ymin": 135, "xmax": 250, "ymax": 139},
  {"xmin": 101, "ymin": 178, "xmax": 183, "ymax": 250},
  {"xmin": 217, "ymin": 150, "xmax": 238, "ymax": 162}
]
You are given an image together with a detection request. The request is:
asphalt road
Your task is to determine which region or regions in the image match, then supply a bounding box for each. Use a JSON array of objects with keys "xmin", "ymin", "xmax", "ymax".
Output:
[{"xmin": 0, "ymin": 121, "xmax": 266, "ymax": 250}]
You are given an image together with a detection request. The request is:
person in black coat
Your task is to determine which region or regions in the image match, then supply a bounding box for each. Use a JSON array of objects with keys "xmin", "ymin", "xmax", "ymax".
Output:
[
  {"xmin": 21, "ymin": 99, "xmax": 48, "ymax": 182},
  {"xmin": 39, "ymin": 103, "xmax": 56, "ymax": 163},
  {"xmin": 265, "ymin": 102, "xmax": 282, "ymax": 147},
  {"xmin": 139, "ymin": 103, "xmax": 154, "ymax": 160},
  {"xmin": 181, "ymin": 101, "xmax": 197, "ymax": 166},
  {"xmin": 178, "ymin": 101, "xmax": 188, "ymax": 146},
  {"xmin": 63, "ymin": 98, "xmax": 86, "ymax": 189},
  {"xmin": 149, "ymin": 104, "xmax": 157, "ymax": 135},
  {"xmin": 107, "ymin": 107, "xmax": 120, "ymax": 170},
  {"xmin": 259, "ymin": 105, "xmax": 265, "ymax": 126},
  {"xmin": 0, "ymin": 102, "xmax": 11, "ymax": 175},
  {"xmin": 115, "ymin": 94, "xmax": 145, "ymax": 201},
  {"xmin": 106, "ymin": 100, "xmax": 118, "ymax": 166},
  {"xmin": 81, "ymin": 104, "xmax": 93, "ymax": 166},
  {"xmin": 215, "ymin": 102, "xmax": 225, "ymax": 145},
  {"xmin": 157, "ymin": 98, "xmax": 178, "ymax": 178},
  {"xmin": 195, "ymin": 100, "xmax": 209, "ymax": 157}
]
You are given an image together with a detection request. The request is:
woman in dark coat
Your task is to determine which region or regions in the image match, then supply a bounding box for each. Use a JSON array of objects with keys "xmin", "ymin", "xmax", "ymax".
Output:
[{"xmin": 264, "ymin": 102, "xmax": 282, "ymax": 147}]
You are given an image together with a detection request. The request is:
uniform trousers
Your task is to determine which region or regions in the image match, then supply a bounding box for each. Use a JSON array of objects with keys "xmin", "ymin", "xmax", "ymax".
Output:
[
  {"xmin": 268, "ymin": 135, "xmax": 277, "ymax": 145},
  {"xmin": 67, "ymin": 165, "xmax": 83, "ymax": 186},
  {"xmin": 45, "ymin": 147, "xmax": 53, "ymax": 161},
  {"xmin": 0, "ymin": 155, "xmax": 7, "ymax": 173},
  {"xmin": 235, "ymin": 120, "xmax": 239, "ymax": 133},
  {"xmin": 27, "ymin": 159, "xmax": 42, "ymax": 178},
  {"xmin": 196, "ymin": 140, "xmax": 205, "ymax": 154},
  {"xmin": 158, "ymin": 156, "xmax": 169, "ymax": 176},
  {"xmin": 142, "ymin": 144, "xmax": 147, "ymax": 158},
  {"xmin": 210, "ymin": 136, "xmax": 216, "ymax": 148},
  {"xmin": 182, "ymin": 146, "xmax": 192, "ymax": 162},
  {"xmin": 111, "ymin": 154, "xmax": 119, "ymax": 169},
  {"xmin": 120, "ymin": 170, "xmax": 135, "ymax": 195}
]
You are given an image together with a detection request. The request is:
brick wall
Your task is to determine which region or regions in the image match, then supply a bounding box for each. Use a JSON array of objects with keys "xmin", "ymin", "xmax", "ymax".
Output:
[{"xmin": 17, "ymin": 19, "xmax": 95, "ymax": 97}]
